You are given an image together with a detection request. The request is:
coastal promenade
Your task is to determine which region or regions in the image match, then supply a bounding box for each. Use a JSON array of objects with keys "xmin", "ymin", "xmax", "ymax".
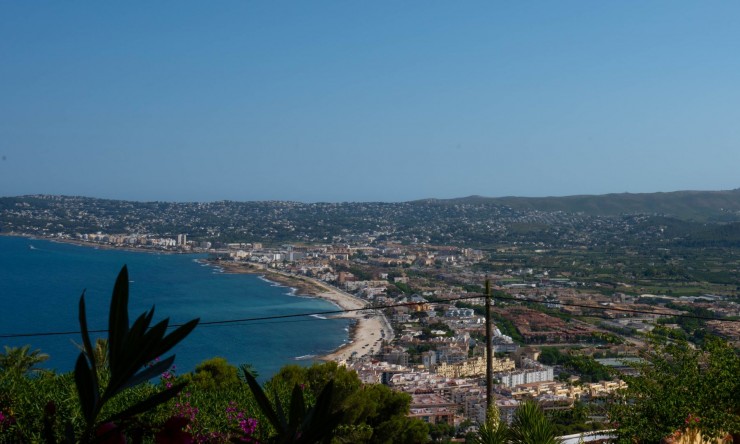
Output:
[{"xmin": 215, "ymin": 262, "xmax": 392, "ymax": 363}]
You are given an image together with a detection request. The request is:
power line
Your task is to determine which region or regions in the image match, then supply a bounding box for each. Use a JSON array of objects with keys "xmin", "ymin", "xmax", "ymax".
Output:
[{"xmin": 0, "ymin": 292, "xmax": 738, "ymax": 340}]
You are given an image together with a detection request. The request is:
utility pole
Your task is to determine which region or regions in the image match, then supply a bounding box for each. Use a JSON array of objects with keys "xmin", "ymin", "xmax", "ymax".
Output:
[{"xmin": 485, "ymin": 278, "xmax": 493, "ymax": 414}]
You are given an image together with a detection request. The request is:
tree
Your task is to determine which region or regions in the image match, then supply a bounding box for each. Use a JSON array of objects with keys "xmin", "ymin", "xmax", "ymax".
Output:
[
  {"xmin": 342, "ymin": 383, "xmax": 429, "ymax": 444},
  {"xmin": 269, "ymin": 362, "xmax": 429, "ymax": 444},
  {"xmin": 609, "ymin": 333, "xmax": 740, "ymax": 443},
  {"xmin": 0, "ymin": 345, "xmax": 49, "ymax": 376},
  {"xmin": 186, "ymin": 357, "xmax": 241, "ymax": 390},
  {"xmin": 271, "ymin": 362, "xmax": 362, "ymax": 411},
  {"xmin": 243, "ymin": 367, "xmax": 344, "ymax": 444}
]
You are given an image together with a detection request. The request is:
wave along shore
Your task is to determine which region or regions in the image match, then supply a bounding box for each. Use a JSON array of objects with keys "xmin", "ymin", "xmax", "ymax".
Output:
[
  {"xmin": 2, "ymin": 232, "xmax": 388, "ymax": 365},
  {"xmin": 211, "ymin": 260, "xmax": 392, "ymax": 363}
]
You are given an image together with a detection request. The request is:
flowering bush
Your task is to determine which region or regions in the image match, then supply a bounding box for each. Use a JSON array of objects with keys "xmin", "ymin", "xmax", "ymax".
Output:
[{"xmin": 225, "ymin": 401, "xmax": 258, "ymax": 442}]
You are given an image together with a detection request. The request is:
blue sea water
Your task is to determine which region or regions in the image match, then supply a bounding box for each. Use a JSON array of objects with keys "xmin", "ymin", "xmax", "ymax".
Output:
[{"xmin": 0, "ymin": 235, "xmax": 349, "ymax": 379}]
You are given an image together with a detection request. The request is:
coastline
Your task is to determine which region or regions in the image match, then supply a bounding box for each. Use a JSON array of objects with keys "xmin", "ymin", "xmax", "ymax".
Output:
[
  {"xmin": 3, "ymin": 232, "xmax": 391, "ymax": 364},
  {"xmin": 213, "ymin": 260, "xmax": 391, "ymax": 363},
  {"xmin": 0, "ymin": 232, "xmax": 189, "ymax": 255}
]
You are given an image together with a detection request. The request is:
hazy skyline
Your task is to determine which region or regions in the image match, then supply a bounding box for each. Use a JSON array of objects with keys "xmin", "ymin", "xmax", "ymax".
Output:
[{"xmin": 2, "ymin": 2, "xmax": 739, "ymax": 203}]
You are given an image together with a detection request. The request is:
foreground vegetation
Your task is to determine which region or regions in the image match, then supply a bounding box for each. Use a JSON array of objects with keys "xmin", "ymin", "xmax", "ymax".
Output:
[
  {"xmin": 1, "ymin": 266, "xmax": 738, "ymax": 443},
  {"xmin": 608, "ymin": 332, "xmax": 740, "ymax": 444},
  {"xmin": 0, "ymin": 356, "xmax": 432, "ymax": 443},
  {"xmin": 0, "ymin": 266, "xmax": 431, "ymax": 443}
]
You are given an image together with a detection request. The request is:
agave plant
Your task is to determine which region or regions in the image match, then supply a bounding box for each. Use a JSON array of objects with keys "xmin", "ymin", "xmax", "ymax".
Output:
[{"xmin": 74, "ymin": 265, "xmax": 199, "ymax": 442}]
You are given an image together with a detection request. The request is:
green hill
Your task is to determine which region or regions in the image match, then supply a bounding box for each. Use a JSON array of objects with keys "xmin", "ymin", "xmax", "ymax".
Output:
[{"xmin": 438, "ymin": 188, "xmax": 740, "ymax": 221}]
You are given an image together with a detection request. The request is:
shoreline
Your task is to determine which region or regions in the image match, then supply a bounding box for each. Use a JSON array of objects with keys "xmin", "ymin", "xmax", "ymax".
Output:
[
  {"xmin": 212, "ymin": 260, "xmax": 391, "ymax": 363},
  {"xmin": 1, "ymin": 232, "xmax": 191, "ymax": 255},
  {"xmin": 3, "ymin": 232, "xmax": 391, "ymax": 364}
]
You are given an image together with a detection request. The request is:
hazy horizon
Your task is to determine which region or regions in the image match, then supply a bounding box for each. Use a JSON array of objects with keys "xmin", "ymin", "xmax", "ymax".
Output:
[{"xmin": 2, "ymin": 2, "xmax": 739, "ymax": 202}]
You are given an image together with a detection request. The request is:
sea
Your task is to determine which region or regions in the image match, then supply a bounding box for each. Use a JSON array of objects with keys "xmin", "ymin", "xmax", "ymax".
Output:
[{"xmin": 0, "ymin": 235, "xmax": 350, "ymax": 379}]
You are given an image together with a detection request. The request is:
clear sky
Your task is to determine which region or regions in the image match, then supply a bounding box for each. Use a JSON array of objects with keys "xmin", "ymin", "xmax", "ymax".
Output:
[{"xmin": 1, "ymin": 2, "xmax": 739, "ymax": 203}]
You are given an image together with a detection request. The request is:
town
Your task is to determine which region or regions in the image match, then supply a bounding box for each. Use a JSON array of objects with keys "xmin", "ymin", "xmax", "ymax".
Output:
[{"xmin": 2, "ymin": 193, "xmax": 739, "ymax": 439}]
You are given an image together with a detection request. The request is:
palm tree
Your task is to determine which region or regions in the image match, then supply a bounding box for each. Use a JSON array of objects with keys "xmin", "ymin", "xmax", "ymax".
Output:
[
  {"xmin": 509, "ymin": 400, "xmax": 561, "ymax": 444},
  {"xmin": 0, "ymin": 345, "xmax": 49, "ymax": 375}
]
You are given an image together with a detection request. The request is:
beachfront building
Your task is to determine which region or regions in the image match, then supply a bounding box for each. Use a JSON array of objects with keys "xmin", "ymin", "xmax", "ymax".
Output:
[
  {"xmin": 496, "ymin": 367, "xmax": 554, "ymax": 388},
  {"xmin": 435, "ymin": 354, "xmax": 515, "ymax": 379}
]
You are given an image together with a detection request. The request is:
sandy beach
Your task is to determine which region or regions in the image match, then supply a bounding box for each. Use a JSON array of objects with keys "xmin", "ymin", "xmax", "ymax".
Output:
[
  {"xmin": 5, "ymin": 230, "xmax": 390, "ymax": 364},
  {"xmin": 214, "ymin": 261, "xmax": 392, "ymax": 363}
]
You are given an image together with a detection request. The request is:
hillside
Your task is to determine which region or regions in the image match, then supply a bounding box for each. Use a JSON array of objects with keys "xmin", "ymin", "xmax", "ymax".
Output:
[
  {"xmin": 3, "ymin": 189, "xmax": 740, "ymax": 248},
  {"xmin": 441, "ymin": 189, "xmax": 740, "ymax": 221}
]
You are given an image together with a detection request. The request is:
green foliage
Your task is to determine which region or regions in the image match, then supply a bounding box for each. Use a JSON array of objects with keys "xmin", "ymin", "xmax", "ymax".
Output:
[
  {"xmin": 342, "ymin": 384, "xmax": 416, "ymax": 442},
  {"xmin": 72, "ymin": 265, "xmax": 199, "ymax": 441},
  {"xmin": 490, "ymin": 312, "xmax": 524, "ymax": 345},
  {"xmin": 420, "ymin": 322, "xmax": 454, "ymax": 339},
  {"xmin": 0, "ymin": 345, "xmax": 49, "ymax": 376},
  {"xmin": 395, "ymin": 282, "xmax": 414, "ymax": 294},
  {"xmin": 661, "ymin": 303, "xmax": 714, "ymax": 344},
  {"xmin": 546, "ymin": 402, "xmax": 602, "ymax": 435},
  {"xmin": 269, "ymin": 362, "xmax": 429, "ymax": 444},
  {"xmin": 589, "ymin": 332, "xmax": 624, "ymax": 345},
  {"xmin": 75, "ymin": 338, "xmax": 109, "ymax": 373},
  {"xmin": 0, "ymin": 265, "xmax": 205, "ymax": 442},
  {"xmin": 0, "ymin": 370, "xmax": 80, "ymax": 441},
  {"xmin": 609, "ymin": 334, "xmax": 740, "ymax": 443},
  {"xmin": 243, "ymin": 366, "xmax": 344, "ymax": 444},
  {"xmin": 428, "ymin": 422, "xmax": 454, "ymax": 443},
  {"xmin": 463, "ymin": 284, "xmax": 485, "ymax": 294},
  {"xmin": 271, "ymin": 362, "xmax": 362, "ymax": 409},
  {"xmin": 475, "ymin": 405, "xmax": 508, "ymax": 444},
  {"xmin": 509, "ymin": 401, "xmax": 561, "ymax": 444},
  {"xmin": 240, "ymin": 363, "xmax": 260, "ymax": 380},
  {"xmin": 185, "ymin": 357, "xmax": 241, "ymax": 390},
  {"xmin": 1, "ymin": 356, "xmax": 434, "ymax": 443},
  {"xmin": 366, "ymin": 414, "xmax": 429, "ymax": 444},
  {"xmin": 333, "ymin": 424, "xmax": 374, "ymax": 443},
  {"xmin": 468, "ymin": 396, "xmax": 561, "ymax": 444},
  {"xmin": 538, "ymin": 347, "xmax": 613, "ymax": 383}
]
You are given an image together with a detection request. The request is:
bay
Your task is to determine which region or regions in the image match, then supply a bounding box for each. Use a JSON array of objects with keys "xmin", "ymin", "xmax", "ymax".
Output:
[{"xmin": 0, "ymin": 235, "xmax": 349, "ymax": 379}]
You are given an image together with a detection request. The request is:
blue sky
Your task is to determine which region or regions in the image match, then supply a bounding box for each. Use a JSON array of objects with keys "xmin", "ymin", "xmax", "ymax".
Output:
[{"xmin": 1, "ymin": 2, "xmax": 739, "ymax": 202}]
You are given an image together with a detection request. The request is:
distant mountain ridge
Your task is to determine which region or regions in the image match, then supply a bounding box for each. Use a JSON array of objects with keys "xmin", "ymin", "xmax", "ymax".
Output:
[
  {"xmin": 428, "ymin": 188, "xmax": 740, "ymax": 221},
  {"xmin": 3, "ymin": 189, "xmax": 740, "ymax": 247},
  {"xmin": 5, "ymin": 188, "xmax": 740, "ymax": 221}
]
